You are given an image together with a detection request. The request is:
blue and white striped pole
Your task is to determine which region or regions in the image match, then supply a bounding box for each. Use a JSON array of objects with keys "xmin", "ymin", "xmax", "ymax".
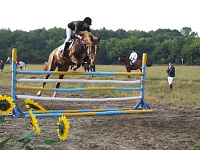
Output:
[{"xmin": 11, "ymin": 48, "xmax": 23, "ymax": 117}]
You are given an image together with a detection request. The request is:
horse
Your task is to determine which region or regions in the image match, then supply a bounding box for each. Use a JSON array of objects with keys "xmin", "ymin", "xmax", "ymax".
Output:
[
  {"xmin": 37, "ymin": 31, "xmax": 93, "ymax": 97},
  {"xmin": 6, "ymin": 57, "xmax": 26, "ymax": 70},
  {"xmin": 118, "ymin": 56, "xmax": 152, "ymax": 74}
]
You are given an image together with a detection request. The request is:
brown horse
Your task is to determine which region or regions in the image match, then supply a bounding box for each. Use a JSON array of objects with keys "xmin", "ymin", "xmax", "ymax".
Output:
[
  {"xmin": 118, "ymin": 56, "xmax": 152, "ymax": 72},
  {"xmin": 89, "ymin": 36, "xmax": 101, "ymax": 67},
  {"xmin": 37, "ymin": 31, "xmax": 92, "ymax": 97},
  {"xmin": 83, "ymin": 35, "xmax": 101, "ymax": 72}
]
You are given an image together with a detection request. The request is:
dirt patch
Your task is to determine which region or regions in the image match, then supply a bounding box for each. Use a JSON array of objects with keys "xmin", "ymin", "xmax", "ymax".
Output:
[{"xmin": 0, "ymin": 89, "xmax": 200, "ymax": 150}]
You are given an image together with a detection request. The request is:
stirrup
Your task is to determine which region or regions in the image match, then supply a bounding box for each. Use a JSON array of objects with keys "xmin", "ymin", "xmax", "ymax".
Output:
[{"xmin": 60, "ymin": 51, "xmax": 65, "ymax": 58}]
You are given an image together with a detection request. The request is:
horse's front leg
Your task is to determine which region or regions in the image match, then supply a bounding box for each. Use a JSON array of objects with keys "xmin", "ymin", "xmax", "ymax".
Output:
[{"xmin": 70, "ymin": 55, "xmax": 80, "ymax": 71}]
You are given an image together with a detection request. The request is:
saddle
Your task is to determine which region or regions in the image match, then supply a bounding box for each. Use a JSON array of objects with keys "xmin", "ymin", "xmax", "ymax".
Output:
[
  {"xmin": 65, "ymin": 39, "xmax": 74, "ymax": 51},
  {"xmin": 131, "ymin": 63, "xmax": 135, "ymax": 69}
]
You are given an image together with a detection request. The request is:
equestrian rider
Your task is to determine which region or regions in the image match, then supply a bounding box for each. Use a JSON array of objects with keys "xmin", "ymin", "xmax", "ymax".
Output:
[
  {"xmin": 129, "ymin": 49, "xmax": 138, "ymax": 69},
  {"xmin": 60, "ymin": 17, "xmax": 92, "ymax": 58}
]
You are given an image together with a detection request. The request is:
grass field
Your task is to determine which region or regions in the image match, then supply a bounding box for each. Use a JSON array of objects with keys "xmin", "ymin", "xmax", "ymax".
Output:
[
  {"xmin": 1, "ymin": 64, "xmax": 200, "ymax": 149},
  {"xmin": 0, "ymin": 64, "xmax": 200, "ymax": 107}
]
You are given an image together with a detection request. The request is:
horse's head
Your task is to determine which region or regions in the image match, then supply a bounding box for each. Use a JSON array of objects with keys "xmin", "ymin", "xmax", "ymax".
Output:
[
  {"xmin": 117, "ymin": 56, "xmax": 121, "ymax": 64},
  {"xmin": 79, "ymin": 31, "xmax": 101, "ymax": 67},
  {"xmin": 118, "ymin": 56, "xmax": 127, "ymax": 64},
  {"xmin": 89, "ymin": 35, "xmax": 101, "ymax": 66}
]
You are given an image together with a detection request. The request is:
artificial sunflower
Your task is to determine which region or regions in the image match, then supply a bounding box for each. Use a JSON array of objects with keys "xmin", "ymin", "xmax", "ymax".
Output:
[
  {"xmin": 25, "ymin": 98, "xmax": 46, "ymax": 113},
  {"xmin": 29, "ymin": 109, "xmax": 40, "ymax": 134},
  {"xmin": 57, "ymin": 115, "xmax": 70, "ymax": 141},
  {"xmin": 0, "ymin": 95, "xmax": 15, "ymax": 115}
]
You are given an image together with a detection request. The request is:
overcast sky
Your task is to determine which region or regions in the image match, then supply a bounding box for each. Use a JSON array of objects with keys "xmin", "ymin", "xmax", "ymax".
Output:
[{"xmin": 1, "ymin": 0, "xmax": 199, "ymax": 35}]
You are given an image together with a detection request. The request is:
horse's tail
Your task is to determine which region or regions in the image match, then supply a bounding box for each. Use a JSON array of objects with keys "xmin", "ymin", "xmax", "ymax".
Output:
[
  {"xmin": 147, "ymin": 61, "xmax": 152, "ymax": 67},
  {"xmin": 43, "ymin": 62, "xmax": 48, "ymax": 71},
  {"xmin": 43, "ymin": 49, "xmax": 56, "ymax": 71}
]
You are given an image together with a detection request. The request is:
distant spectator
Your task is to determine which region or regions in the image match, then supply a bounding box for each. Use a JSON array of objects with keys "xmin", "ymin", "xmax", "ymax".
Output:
[
  {"xmin": 0, "ymin": 60, "xmax": 5, "ymax": 72},
  {"xmin": 166, "ymin": 62, "xmax": 175, "ymax": 90}
]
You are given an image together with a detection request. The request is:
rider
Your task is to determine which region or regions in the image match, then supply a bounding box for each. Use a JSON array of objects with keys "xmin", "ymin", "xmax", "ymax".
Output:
[
  {"xmin": 129, "ymin": 48, "xmax": 138, "ymax": 69},
  {"xmin": 60, "ymin": 17, "xmax": 92, "ymax": 58}
]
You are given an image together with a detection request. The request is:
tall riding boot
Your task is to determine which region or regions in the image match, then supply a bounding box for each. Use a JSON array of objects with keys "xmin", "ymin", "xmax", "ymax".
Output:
[
  {"xmin": 64, "ymin": 42, "xmax": 70, "ymax": 57},
  {"xmin": 170, "ymin": 84, "xmax": 173, "ymax": 90},
  {"xmin": 60, "ymin": 42, "xmax": 70, "ymax": 58}
]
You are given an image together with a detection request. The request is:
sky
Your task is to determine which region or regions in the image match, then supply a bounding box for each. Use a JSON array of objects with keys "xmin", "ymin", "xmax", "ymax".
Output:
[{"xmin": 1, "ymin": 0, "xmax": 200, "ymax": 35}]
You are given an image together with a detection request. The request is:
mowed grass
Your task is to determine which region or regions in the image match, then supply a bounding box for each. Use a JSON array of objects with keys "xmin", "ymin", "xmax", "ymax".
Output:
[{"xmin": 0, "ymin": 64, "xmax": 200, "ymax": 107}]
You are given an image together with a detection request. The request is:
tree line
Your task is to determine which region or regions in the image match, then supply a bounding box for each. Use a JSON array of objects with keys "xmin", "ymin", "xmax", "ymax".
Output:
[{"xmin": 0, "ymin": 27, "xmax": 199, "ymax": 65}]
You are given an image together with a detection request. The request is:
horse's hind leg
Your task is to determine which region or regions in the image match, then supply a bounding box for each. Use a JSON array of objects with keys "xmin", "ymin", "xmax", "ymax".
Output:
[
  {"xmin": 37, "ymin": 74, "xmax": 51, "ymax": 96},
  {"xmin": 53, "ymin": 65, "xmax": 69, "ymax": 97},
  {"xmin": 53, "ymin": 74, "xmax": 64, "ymax": 97},
  {"xmin": 37, "ymin": 61, "xmax": 57, "ymax": 96},
  {"xmin": 70, "ymin": 55, "xmax": 80, "ymax": 71}
]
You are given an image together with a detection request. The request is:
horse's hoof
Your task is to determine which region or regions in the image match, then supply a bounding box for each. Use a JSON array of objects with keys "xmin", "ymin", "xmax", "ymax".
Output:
[
  {"xmin": 37, "ymin": 91, "xmax": 41, "ymax": 96},
  {"xmin": 72, "ymin": 67, "xmax": 77, "ymax": 71},
  {"xmin": 53, "ymin": 92, "xmax": 57, "ymax": 97}
]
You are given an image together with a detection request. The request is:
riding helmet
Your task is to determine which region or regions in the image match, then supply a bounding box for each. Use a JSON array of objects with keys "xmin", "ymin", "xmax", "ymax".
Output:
[{"xmin": 84, "ymin": 17, "xmax": 92, "ymax": 25}]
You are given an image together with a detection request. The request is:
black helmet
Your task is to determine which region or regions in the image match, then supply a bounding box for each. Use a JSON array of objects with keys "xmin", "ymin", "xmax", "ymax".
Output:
[{"xmin": 84, "ymin": 17, "xmax": 92, "ymax": 25}]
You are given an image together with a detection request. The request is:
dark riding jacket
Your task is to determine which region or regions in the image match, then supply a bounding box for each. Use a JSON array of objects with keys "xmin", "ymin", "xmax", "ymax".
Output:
[
  {"xmin": 68, "ymin": 21, "xmax": 90, "ymax": 34},
  {"xmin": 0, "ymin": 62, "xmax": 5, "ymax": 69},
  {"xmin": 166, "ymin": 66, "xmax": 175, "ymax": 77}
]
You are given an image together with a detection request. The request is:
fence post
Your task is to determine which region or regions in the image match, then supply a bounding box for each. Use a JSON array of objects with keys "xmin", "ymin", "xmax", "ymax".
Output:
[
  {"xmin": 11, "ymin": 48, "xmax": 23, "ymax": 117},
  {"xmin": 133, "ymin": 53, "xmax": 151, "ymax": 110}
]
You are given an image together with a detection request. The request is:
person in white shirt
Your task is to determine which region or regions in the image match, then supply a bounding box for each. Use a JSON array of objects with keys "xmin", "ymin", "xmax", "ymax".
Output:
[{"xmin": 129, "ymin": 49, "xmax": 138, "ymax": 69}]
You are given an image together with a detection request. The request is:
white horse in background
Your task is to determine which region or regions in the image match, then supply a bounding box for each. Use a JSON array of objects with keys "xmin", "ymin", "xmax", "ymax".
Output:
[{"xmin": 6, "ymin": 57, "xmax": 26, "ymax": 71}]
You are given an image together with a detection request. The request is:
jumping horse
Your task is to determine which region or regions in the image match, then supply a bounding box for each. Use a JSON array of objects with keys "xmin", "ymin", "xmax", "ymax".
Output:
[{"xmin": 37, "ymin": 31, "xmax": 97, "ymax": 97}]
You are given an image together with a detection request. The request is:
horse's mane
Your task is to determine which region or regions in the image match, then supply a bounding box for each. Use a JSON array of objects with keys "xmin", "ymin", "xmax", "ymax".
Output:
[
  {"xmin": 119, "ymin": 56, "xmax": 127, "ymax": 58},
  {"xmin": 81, "ymin": 31, "xmax": 92, "ymax": 38}
]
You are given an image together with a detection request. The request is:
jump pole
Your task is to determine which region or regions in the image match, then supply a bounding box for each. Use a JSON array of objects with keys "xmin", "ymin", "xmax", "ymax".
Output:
[{"xmin": 11, "ymin": 48, "xmax": 152, "ymax": 118}]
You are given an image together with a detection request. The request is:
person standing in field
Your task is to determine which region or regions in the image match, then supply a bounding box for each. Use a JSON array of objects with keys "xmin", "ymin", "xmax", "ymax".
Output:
[
  {"xmin": 0, "ymin": 60, "xmax": 5, "ymax": 72},
  {"xmin": 166, "ymin": 62, "xmax": 175, "ymax": 90},
  {"xmin": 129, "ymin": 49, "xmax": 138, "ymax": 69}
]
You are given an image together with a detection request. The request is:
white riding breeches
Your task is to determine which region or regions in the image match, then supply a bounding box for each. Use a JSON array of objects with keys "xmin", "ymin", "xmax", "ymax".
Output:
[
  {"xmin": 168, "ymin": 77, "xmax": 174, "ymax": 85},
  {"xmin": 130, "ymin": 60, "xmax": 136, "ymax": 65},
  {"xmin": 65, "ymin": 28, "xmax": 72, "ymax": 42}
]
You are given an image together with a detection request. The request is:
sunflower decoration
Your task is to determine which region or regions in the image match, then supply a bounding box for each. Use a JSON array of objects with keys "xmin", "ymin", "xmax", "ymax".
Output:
[
  {"xmin": 29, "ymin": 109, "xmax": 40, "ymax": 134},
  {"xmin": 0, "ymin": 95, "xmax": 15, "ymax": 115},
  {"xmin": 57, "ymin": 115, "xmax": 70, "ymax": 141},
  {"xmin": 25, "ymin": 98, "xmax": 46, "ymax": 113}
]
